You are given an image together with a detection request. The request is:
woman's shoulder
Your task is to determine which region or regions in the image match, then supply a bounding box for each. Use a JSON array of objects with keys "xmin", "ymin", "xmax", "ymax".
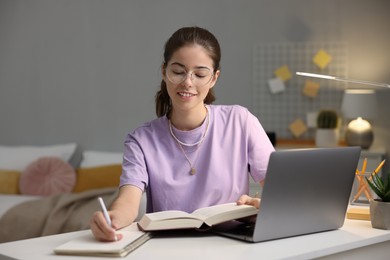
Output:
[
  {"xmin": 209, "ymin": 104, "xmax": 250, "ymax": 117},
  {"xmin": 128, "ymin": 116, "xmax": 167, "ymax": 138}
]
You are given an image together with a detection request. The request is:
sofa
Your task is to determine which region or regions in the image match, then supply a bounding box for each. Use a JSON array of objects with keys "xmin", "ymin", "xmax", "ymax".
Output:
[{"xmin": 0, "ymin": 143, "xmax": 145, "ymax": 243}]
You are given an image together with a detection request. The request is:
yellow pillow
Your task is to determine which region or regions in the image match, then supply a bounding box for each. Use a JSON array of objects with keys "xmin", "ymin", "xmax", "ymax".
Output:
[
  {"xmin": 0, "ymin": 169, "xmax": 21, "ymax": 194},
  {"xmin": 73, "ymin": 164, "xmax": 122, "ymax": 192}
]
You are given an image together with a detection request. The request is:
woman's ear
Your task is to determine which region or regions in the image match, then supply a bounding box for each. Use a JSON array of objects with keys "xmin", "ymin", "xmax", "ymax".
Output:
[
  {"xmin": 209, "ymin": 70, "xmax": 220, "ymax": 88},
  {"xmin": 161, "ymin": 63, "xmax": 167, "ymax": 81}
]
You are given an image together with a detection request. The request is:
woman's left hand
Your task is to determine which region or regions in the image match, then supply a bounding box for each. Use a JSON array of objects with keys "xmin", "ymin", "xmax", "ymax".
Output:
[
  {"xmin": 236, "ymin": 194, "xmax": 261, "ymax": 223},
  {"xmin": 236, "ymin": 194, "xmax": 261, "ymax": 209}
]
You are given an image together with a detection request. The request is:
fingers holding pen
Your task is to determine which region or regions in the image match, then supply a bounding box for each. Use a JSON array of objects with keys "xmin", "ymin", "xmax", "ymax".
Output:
[
  {"xmin": 95, "ymin": 197, "xmax": 122, "ymax": 241},
  {"xmin": 90, "ymin": 211, "xmax": 121, "ymax": 242}
]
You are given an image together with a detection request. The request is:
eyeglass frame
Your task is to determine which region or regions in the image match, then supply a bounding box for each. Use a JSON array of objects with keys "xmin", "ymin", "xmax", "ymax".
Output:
[{"xmin": 164, "ymin": 63, "xmax": 215, "ymax": 87}]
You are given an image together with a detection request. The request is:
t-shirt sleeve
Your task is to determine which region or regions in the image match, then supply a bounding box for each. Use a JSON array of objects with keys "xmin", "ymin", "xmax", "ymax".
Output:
[
  {"xmin": 246, "ymin": 110, "xmax": 275, "ymax": 183},
  {"xmin": 119, "ymin": 133, "xmax": 149, "ymax": 191}
]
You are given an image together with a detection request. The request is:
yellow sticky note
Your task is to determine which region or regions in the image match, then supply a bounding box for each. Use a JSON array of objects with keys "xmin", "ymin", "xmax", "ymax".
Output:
[
  {"xmin": 288, "ymin": 118, "xmax": 307, "ymax": 138},
  {"xmin": 274, "ymin": 65, "xmax": 292, "ymax": 82},
  {"xmin": 313, "ymin": 49, "xmax": 332, "ymax": 69},
  {"xmin": 303, "ymin": 80, "xmax": 320, "ymax": 98}
]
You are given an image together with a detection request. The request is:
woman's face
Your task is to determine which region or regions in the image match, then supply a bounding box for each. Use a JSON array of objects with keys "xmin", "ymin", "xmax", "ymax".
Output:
[{"xmin": 163, "ymin": 44, "xmax": 219, "ymax": 113}]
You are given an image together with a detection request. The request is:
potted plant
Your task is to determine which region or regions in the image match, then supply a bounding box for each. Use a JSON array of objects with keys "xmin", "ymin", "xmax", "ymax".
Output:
[
  {"xmin": 365, "ymin": 172, "xmax": 390, "ymax": 230},
  {"xmin": 315, "ymin": 110, "xmax": 339, "ymax": 147}
]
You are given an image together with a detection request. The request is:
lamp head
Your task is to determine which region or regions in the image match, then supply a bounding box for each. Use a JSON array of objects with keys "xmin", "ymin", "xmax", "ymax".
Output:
[
  {"xmin": 341, "ymin": 89, "xmax": 377, "ymax": 120},
  {"xmin": 341, "ymin": 89, "xmax": 377, "ymax": 149}
]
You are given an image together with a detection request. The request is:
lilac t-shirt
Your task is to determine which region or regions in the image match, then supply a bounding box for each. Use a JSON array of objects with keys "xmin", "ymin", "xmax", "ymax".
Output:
[{"xmin": 120, "ymin": 105, "xmax": 274, "ymax": 213}]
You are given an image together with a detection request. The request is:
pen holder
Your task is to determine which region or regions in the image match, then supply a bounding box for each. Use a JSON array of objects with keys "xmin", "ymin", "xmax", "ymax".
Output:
[{"xmin": 350, "ymin": 172, "xmax": 373, "ymax": 205}]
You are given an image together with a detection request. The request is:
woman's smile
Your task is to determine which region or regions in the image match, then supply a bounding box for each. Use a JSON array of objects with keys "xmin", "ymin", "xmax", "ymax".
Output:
[{"xmin": 177, "ymin": 91, "xmax": 197, "ymax": 98}]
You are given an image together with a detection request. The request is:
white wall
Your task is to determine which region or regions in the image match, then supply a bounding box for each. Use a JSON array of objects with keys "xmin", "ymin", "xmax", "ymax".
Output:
[{"xmin": 1, "ymin": 0, "xmax": 389, "ymax": 172}]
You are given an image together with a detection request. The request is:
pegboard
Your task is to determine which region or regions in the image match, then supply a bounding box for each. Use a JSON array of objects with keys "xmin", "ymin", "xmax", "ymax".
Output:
[{"xmin": 253, "ymin": 42, "xmax": 348, "ymax": 140}]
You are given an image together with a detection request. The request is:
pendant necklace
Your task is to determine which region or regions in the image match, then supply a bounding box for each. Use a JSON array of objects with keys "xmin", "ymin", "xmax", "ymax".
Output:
[{"xmin": 169, "ymin": 107, "xmax": 209, "ymax": 175}]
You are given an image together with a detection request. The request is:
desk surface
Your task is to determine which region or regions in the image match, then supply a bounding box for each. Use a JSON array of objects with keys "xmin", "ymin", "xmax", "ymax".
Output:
[{"xmin": 0, "ymin": 219, "xmax": 389, "ymax": 260}]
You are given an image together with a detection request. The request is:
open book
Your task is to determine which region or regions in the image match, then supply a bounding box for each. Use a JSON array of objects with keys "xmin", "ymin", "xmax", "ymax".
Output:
[
  {"xmin": 54, "ymin": 223, "xmax": 151, "ymax": 257},
  {"xmin": 138, "ymin": 203, "xmax": 259, "ymax": 231}
]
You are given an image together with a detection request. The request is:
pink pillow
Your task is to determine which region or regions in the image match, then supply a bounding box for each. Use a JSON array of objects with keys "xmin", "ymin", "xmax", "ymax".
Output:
[{"xmin": 20, "ymin": 157, "xmax": 76, "ymax": 196}]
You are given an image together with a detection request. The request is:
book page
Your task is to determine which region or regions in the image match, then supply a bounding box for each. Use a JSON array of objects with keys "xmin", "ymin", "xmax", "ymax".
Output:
[
  {"xmin": 144, "ymin": 210, "xmax": 195, "ymax": 222},
  {"xmin": 138, "ymin": 210, "xmax": 204, "ymax": 230},
  {"xmin": 191, "ymin": 203, "xmax": 237, "ymax": 219},
  {"xmin": 192, "ymin": 203, "xmax": 258, "ymax": 226}
]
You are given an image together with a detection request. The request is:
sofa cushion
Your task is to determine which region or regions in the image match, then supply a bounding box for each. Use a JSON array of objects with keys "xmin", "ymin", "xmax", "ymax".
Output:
[
  {"xmin": 20, "ymin": 157, "xmax": 76, "ymax": 196},
  {"xmin": 73, "ymin": 164, "xmax": 121, "ymax": 192},
  {"xmin": 0, "ymin": 170, "xmax": 20, "ymax": 194}
]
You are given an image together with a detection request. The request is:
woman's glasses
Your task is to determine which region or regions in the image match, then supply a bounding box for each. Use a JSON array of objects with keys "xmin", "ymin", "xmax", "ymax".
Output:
[{"xmin": 166, "ymin": 64, "xmax": 214, "ymax": 87}]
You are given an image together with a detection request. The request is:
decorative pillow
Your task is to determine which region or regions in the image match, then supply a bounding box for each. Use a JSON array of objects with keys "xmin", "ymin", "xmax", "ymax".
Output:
[
  {"xmin": 80, "ymin": 150, "xmax": 123, "ymax": 168},
  {"xmin": 0, "ymin": 143, "xmax": 77, "ymax": 171},
  {"xmin": 0, "ymin": 170, "xmax": 21, "ymax": 194},
  {"xmin": 19, "ymin": 157, "xmax": 76, "ymax": 196},
  {"xmin": 73, "ymin": 164, "xmax": 122, "ymax": 192}
]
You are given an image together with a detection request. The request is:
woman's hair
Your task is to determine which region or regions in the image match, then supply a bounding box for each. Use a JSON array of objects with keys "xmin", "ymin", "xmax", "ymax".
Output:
[{"xmin": 155, "ymin": 26, "xmax": 221, "ymax": 118}]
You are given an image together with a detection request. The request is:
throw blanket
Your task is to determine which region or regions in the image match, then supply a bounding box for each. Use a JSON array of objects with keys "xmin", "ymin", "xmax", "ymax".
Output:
[{"xmin": 0, "ymin": 188, "xmax": 118, "ymax": 243}]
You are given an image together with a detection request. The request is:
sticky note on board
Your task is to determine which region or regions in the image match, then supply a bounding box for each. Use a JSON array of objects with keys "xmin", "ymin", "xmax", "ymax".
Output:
[
  {"xmin": 306, "ymin": 112, "xmax": 318, "ymax": 128},
  {"xmin": 288, "ymin": 118, "xmax": 307, "ymax": 138},
  {"xmin": 274, "ymin": 65, "xmax": 292, "ymax": 82},
  {"xmin": 268, "ymin": 77, "xmax": 285, "ymax": 94},
  {"xmin": 303, "ymin": 80, "xmax": 320, "ymax": 98},
  {"xmin": 313, "ymin": 49, "xmax": 332, "ymax": 69}
]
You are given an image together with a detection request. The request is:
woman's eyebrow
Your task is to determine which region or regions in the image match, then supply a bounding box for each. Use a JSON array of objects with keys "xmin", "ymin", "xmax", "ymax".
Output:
[
  {"xmin": 170, "ymin": 62, "xmax": 212, "ymax": 71},
  {"xmin": 170, "ymin": 62, "xmax": 211, "ymax": 70},
  {"xmin": 170, "ymin": 62, "xmax": 185, "ymax": 68}
]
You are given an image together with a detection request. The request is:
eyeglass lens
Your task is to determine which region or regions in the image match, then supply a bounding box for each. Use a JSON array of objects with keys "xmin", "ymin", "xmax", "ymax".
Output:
[{"xmin": 166, "ymin": 65, "xmax": 213, "ymax": 87}]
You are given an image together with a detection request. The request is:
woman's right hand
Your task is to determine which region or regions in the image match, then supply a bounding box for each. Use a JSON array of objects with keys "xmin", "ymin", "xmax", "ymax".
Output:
[
  {"xmin": 90, "ymin": 185, "xmax": 143, "ymax": 241},
  {"xmin": 90, "ymin": 209, "xmax": 122, "ymax": 242}
]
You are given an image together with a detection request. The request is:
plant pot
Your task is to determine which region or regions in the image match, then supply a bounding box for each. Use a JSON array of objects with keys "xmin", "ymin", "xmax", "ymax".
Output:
[
  {"xmin": 315, "ymin": 129, "xmax": 339, "ymax": 147},
  {"xmin": 369, "ymin": 199, "xmax": 390, "ymax": 230}
]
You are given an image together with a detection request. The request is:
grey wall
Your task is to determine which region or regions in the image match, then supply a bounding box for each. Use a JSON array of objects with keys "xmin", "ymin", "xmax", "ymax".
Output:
[{"xmin": 1, "ymin": 0, "xmax": 389, "ymax": 170}]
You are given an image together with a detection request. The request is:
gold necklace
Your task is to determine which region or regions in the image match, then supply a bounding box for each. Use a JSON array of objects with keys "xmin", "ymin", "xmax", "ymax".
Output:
[
  {"xmin": 169, "ymin": 111, "xmax": 209, "ymax": 147},
  {"xmin": 176, "ymin": 142, "xmax": 198, "ymax": 175},
  {"xmin": 169, "ymin": 107, "xmax": 209, "ymax": 175}
]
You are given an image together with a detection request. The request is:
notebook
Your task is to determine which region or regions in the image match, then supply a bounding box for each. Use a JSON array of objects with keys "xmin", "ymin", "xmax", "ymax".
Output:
[
  {"xmin": 213, "ymin": 147, "xmax": 361, "ymax": 242},
  {"xmin": 54, "ymin": 223, "xmax": 152, "ymax": 257}
]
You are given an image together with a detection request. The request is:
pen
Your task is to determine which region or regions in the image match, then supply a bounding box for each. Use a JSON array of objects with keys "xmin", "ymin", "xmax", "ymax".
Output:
[{"xmin": 97, "ymin": 197, "xmax": 112, "ymax": 227}]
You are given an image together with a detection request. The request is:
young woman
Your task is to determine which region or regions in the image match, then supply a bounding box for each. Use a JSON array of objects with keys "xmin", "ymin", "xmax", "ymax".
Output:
[{"xmin": 90, "ymin": 26, "xmax": 275, "ymax": 241}]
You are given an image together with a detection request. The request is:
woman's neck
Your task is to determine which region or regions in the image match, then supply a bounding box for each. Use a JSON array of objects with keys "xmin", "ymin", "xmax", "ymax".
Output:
[{"xmin": 170, "ymin": 105, "xmax": 208, "ymax": 131}]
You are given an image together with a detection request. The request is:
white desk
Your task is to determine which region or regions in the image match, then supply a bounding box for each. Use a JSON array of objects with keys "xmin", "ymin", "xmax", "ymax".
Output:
[{"xmin": 0, "ymin": 219, "xmax": 389, "ymax": 260}]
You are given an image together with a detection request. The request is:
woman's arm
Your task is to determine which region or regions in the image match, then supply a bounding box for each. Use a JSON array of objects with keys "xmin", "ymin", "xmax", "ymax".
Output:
[{"xmin": 90, "ymin": 185, "xmax": 143, "ymax": 241}]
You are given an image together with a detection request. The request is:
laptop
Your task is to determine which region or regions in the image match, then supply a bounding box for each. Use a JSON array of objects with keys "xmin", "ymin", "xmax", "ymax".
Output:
[{"xmin": 213, "ymin": 147, "xmax": 361, "ymax": 242}]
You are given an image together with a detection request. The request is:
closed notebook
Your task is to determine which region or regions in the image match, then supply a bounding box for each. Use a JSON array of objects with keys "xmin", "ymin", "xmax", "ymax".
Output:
[{"xmin": 54, "ymin": 223, "xmax": 151, "ymax": 257}]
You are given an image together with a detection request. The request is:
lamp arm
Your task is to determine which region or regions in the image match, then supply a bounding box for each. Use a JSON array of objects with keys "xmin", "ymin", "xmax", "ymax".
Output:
[
  {"xmin": 334, "ymin": 77, "xmax": 390, "ymax": 89},
  {"xmin": 296, "ymin": 72, "xmax": 390, "ymax": 89}
]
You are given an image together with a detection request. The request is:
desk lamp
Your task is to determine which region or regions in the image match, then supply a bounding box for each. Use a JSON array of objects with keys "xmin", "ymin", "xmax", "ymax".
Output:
[
  {"xmin": 296, "ymin": 72, "xmax": 389, "ymax": 149},
  {"xmin": 341, "ymin": 89, "xmax": 377, "ymax": 149}
]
